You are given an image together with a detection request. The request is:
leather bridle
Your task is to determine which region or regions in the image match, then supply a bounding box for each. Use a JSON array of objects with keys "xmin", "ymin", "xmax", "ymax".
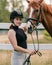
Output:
[{"xmin": 23, "ymin": 1, "xmax": 43, "ymax": 65}]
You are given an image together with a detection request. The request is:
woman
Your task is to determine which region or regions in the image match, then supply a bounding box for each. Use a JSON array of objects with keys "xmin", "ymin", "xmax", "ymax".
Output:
[{"xmin": 8, "ymin": 10, "xmax": 36, "ymax": 65}]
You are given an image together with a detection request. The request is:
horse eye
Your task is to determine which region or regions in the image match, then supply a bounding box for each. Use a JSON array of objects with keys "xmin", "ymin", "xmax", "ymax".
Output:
[
  {"xmin": 34, "ymin": 9, "xmax": 38, "ymax": 12},
  {"xmin": 26, "ymin": 0, "xmax": 30, "ymax": 3}
]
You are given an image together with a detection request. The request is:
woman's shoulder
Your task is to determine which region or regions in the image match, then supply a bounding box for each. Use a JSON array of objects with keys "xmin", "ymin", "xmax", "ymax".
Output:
[{"xmin": 8, "ymin": 29, "xmax": 16, "ymax": 37}]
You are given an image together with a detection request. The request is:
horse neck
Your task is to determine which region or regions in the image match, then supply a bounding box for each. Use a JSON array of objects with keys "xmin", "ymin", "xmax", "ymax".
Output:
[{"xmin": 41, "ymin": 8, "xmax": 52, "ymax": 37}]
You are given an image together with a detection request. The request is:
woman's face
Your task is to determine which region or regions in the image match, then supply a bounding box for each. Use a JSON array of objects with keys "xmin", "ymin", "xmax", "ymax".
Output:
[{"xmin": 13, "ymin": 17, "xmax": 22, "ymax": 26}]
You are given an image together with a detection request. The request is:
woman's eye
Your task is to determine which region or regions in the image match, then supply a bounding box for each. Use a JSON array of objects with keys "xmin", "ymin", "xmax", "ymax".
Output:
[
  {"xmin": 16, "ymin": 18, "xmax": 18, "ymax": 20},
  {"xmin": 20, "ymin": 18, "xmax": 22, "ymax": 21},
  {"xmin": 16, "ymin": 18, "xmax": 22, "ymax": 21}
]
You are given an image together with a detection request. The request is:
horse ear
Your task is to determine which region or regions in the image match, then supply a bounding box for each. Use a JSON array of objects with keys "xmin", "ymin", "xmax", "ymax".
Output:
[{"xmin": 26, "ymin": 0, "xmax": 30, "ymax": 3}]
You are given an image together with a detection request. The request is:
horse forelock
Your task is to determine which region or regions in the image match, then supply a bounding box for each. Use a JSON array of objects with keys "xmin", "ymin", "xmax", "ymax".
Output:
[{"xmin": 27, "ymin": 0, "xmax": 43, "ymax": 5}]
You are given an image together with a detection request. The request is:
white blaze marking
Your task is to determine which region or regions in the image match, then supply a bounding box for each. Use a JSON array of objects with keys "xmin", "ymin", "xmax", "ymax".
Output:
[{"xmin": 29, "ymin": 7, "xmax": 34, "ymax": 18}]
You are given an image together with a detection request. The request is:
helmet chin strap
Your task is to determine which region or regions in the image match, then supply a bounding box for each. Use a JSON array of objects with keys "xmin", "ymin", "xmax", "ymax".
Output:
[
  {"xmin": 12, "ymin": 21, "xmax": 18, "ymax": 27},
  {"xmin": 11, "ymin": 19, "xmax": 18, "ymax": 27}
]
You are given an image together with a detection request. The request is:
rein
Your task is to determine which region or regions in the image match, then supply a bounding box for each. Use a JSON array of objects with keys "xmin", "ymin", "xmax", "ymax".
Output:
[
  {"xmin": 23, "ymin": 4, "xmax": 43, "ymax": 65},
  {"xmin": 23, "ymin": 26, "xmax": 42, "ymax": 65},
  {"xmin": 31, "ymin": 26, "xmax": 42, "ymax": 56},
  {"xmin": 27, "ymin": 4, "xmax": 42, "ymax": 55}
]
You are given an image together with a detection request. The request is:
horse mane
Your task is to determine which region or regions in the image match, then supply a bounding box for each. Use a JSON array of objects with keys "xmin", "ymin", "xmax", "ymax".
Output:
[
  {"xmin": 41, "ymin": 3, "xmax": 52, "ymax": 37},
  {"xmin": 42, "ymin": 3, "xmax": 52, "ymax": 14}
]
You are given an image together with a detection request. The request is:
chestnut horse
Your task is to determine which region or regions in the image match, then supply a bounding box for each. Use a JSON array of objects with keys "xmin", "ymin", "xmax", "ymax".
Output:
[{"xmin": 26, "ymin": 0, "xmax": 52, "ymax": 37}]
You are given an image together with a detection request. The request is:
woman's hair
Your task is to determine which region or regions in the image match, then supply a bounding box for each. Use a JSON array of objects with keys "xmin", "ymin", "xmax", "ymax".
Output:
[
  {"xmin": 10, "ymin": 10, "xmax": 23, "ymax": 23},
  {"xmin": 9, "ymin": 24, "xmax": 13, "ymax": 29}
]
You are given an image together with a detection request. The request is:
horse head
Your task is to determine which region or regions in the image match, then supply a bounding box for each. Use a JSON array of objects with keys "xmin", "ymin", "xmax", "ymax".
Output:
[
  {"xmin": 26, "ymin": 0, "xmax": 43, "ymax": 25},
  {"xmin": 26, "ymin": 0, "xmax": 52, "ymax": 37}
]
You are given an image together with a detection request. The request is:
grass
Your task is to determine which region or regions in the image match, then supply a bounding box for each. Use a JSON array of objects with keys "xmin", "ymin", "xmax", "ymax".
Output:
[
  {"xmin": 0, "ymin": 50, "xmax": 52, "ymax": 65},
  {"xmin": 0, "ymin": 50, "xmax": 11, "ymax": 65},
  {"xmin": 30, "ymin": 50, "xmax": 52, "ymax": 65}
]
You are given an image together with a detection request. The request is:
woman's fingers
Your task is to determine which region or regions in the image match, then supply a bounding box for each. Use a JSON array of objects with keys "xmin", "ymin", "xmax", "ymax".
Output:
[{"xmin": 28, "ymin": 50, "xmax": 36, "ymax": 55}]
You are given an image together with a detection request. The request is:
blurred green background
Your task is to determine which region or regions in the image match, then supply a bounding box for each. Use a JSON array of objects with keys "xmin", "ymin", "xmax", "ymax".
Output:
[{"xmin": 0, "ymin": 0, "xmax": 52, "ymax": 65}]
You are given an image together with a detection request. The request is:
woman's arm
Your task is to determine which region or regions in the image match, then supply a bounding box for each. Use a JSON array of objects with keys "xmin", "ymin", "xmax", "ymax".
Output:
[
  {"xmin": 20, "ymin": 22, "xmax": 32, "ymax": 32},
  {"xmin": 8, "ymin": 29, "xmax": 36, "ymax": 55}
]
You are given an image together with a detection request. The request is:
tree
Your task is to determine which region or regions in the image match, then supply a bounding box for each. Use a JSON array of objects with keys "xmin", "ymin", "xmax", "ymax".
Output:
[
  {"xmin": 50, "ymin": 0, "xmax": 52, "ymax": 5},
  {"xmin": 0, "ymin": 0, "xmax": 10, "ymax": 22},
  {"xmin": 10, "ymin": 0, "xmax": 24, "ymax": 12},
  {"xmin": 10, "ymin": 0, "xmax": 27, "ymax": 23},
  {"xmin": 0, "ymin": 0, "xmax": 27, "ymax": 23}
]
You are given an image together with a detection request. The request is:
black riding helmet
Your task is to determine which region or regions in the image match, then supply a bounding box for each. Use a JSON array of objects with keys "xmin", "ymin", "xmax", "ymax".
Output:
[{"xmin": 10, "ymin": 10, "xmax": 23, "ymax": 22}]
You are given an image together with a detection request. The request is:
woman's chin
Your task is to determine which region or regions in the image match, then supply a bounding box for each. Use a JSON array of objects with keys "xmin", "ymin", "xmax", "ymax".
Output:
[{"xmin": 16, "ymin": 24, "xmax": 21, "ymax": 26}]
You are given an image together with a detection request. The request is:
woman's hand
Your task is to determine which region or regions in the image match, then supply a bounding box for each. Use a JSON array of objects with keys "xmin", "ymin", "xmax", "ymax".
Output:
[{"xmin": 28, "ymin": 50, "xmax": 36, "ymax": 55}]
